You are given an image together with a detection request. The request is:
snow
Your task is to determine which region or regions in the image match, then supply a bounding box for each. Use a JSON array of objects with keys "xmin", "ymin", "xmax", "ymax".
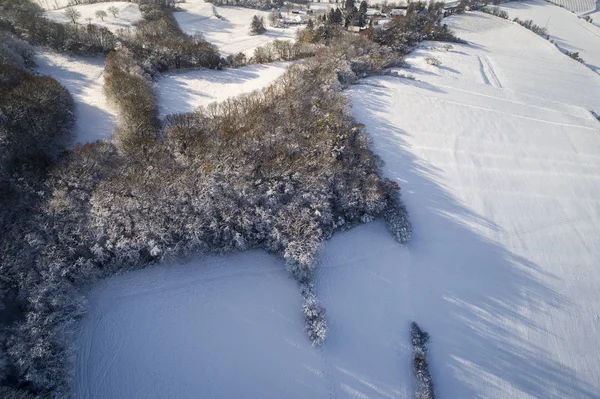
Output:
[
  {"xmin": 74, "ymin": 11, "xmax": 600, "ymax": 399},
  {"xmin": 43, "ymin": 2, "xmax": 142, "ymax": 33},
  {"xmin": 173, "ymin": 0, "xmax": 298, "ymax": 57},
  {"xmin": 157, "ymin": 62, "xmax": 290, "ymax": 118},
  {"xmin": 588, "ymin": 10, "xmax": 600, "ymax": 27},
  {"xmin": 74, "ymin": 252, "xmax": 334, "ymax": 399},
  {"xmin": 35, "ymin": 50, "xmax": 117, "ymax": 145},
  {"xmin": 497, "ymin": 0, "xmax": 600, "ymax": 74},
  {"xmin": 544, "ymin": 0, "xmax": 597, "ymax": 14},
  {"xmin": 34, "ymin": 0, "xmax": 73, "ymax": 10}
]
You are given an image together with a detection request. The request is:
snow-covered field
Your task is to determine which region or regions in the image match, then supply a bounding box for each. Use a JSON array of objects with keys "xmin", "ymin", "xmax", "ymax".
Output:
[
  {"xmin": 545, "ymin": 0, "xmax": 597, "ymax": 13},
  {"xmin": 174, "ymin": 0, "xmax": 298, "ymax": 57},
  {"xmin": 43, "ymin": 2, "xmax": 142, "ymax": 33},
  {"xmin": 498, "ymin": 0, "xmax": 600, "ymax": 74},
  {"xmin": 588, "ymin": 10, "xmax": 600, "ymax": 27},
  {"xmin": 35, "ymin": 50, "xmax": 117, "ymax": 145},
  {"xmin": 157, "ymin": 62, "xmax": 290, "ymax": 118},
  {"xmin": 34, "ymin": 0, "xmax": 73, "ymax": 10},
  {"xmin": 74, "ymin": 11, "xmax": 600, "ymax": 399}
]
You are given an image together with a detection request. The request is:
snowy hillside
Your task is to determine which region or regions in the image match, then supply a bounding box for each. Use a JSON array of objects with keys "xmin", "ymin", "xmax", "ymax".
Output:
[
  {"xmin": 545, "ymin": 0, "xmax": 597, "ymax": 13},
  {"xmin": 158, "ymin": 62, "xmax": 290, "ymax": 118},
  {"xmin": 35, "ymin": 51, "xmax": 117, "ymax": 145},
  {"xmin": 43, "ymin": 2, "xmax": 142, "ymax": 33},
  {"xmin": 498, "ymin": 0, "xmax": 600, "ymax": 74},
  {"xmin": 34, "ymin": 0, "xmax": 73, "ymax": 10},
  {"xmin": 74, "ymin": 11, "xmax": 600, "ymax": 399},
  {"xmin": 173, "ymin": 0, "xmax": 298, "ymax": 56},
  {"xmin": 588, "ymin": 10, "xmax": 600, "ymax": 26}
]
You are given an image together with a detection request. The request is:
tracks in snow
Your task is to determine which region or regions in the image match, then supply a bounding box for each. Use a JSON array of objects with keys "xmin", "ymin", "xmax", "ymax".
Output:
[{"xmin": 478, "ymin": 55, "xmax": 503, "ymax": 88}]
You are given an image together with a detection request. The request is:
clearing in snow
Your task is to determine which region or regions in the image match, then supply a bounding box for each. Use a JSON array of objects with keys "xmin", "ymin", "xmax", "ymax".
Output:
[
  {"xmin": 35, "ymin": 50, "xmax": 117, "ymax": 145},
  {"xmin": 173, "ymin": 0, "xmax": 298, "ymax": 57},
  {"xmin": 43, "ymin": 2, "xmax": 142, "ymax": 33},
  {"xmin": 157, "ymin": 62, "xmax": 290, "ymax": 118},
  {"xmin": 74, "ymin": 12, "xmax": 600, "ymax": 399}
]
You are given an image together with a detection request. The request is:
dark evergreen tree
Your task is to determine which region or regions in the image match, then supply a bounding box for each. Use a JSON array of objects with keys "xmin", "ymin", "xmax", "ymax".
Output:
[
  {"xmin": 250, "ymin": 15, "xmax": 266, "ymax": 34},
  {"xmin": 333, "ymin": 7, "xmax": 343, "ymax": 24}
]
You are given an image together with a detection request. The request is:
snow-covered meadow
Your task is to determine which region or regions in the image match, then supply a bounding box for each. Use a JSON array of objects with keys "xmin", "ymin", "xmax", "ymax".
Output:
[
  {"xmin": 173, "ymin": 0, "xmax": 298, "ymax": 57},
  {"xmin": 43, "ymin": 2, "xmax": 142, "ymax": 33},
  {"xmin": 545, "ymin": 0, "xmax": 597, "ymax": 13},
  {"xmin": 74, "ymin": 11, "xmax": 600, "ymax": 399},
  {"xmin": 157, "ymin": 62, "xmax": 290, "ymax": 118},
  {"xmin": 35, "ymin": 50, "xmax": 117, "ymax": 145},
  {"xmin": 498, "ymin": 0, "xmax": 600, "ymax": 75}
]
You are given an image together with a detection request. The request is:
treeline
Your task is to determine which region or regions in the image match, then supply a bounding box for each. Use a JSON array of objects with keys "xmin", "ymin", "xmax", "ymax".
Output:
[
  {"xmin": 205, "ymin": 0, "xmax": 284, "ymax": 11},
  {"xmin": 0, "ymin": 0, "xmax": 117, "ymax": 54},
  {"xmin": 118, "ymin": 1, "xmax": 221, "ymax": 75},
  {"xmin": 370, "ymin": 2, "xmax": 464, "ymax": 54},
  {"xmin": 0, "ymin": 0, "xmax": 221, "ymax": 72},
  {"xmin": 0, "ymin": 32, "xmax": 76, "ymax": 399}
]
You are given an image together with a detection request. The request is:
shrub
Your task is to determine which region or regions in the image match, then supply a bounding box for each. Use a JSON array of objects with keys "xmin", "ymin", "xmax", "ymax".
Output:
[
  {"xmin": 425, "ymin": 56, "xmax": 441, "ymax": 66},
  {"xmin": 512, "ymin": 17, "xmax": 549, "ymax": 39},
  {"xmin": 481, "ymin": 6, "xmax": 509, "ymax": 19}
]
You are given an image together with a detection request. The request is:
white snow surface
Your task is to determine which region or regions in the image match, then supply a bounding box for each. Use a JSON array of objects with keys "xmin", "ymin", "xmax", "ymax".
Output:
[
  {"xmin": 43, "ymin": 2, "xmax": 142, "ymax": 33},
  {"xmin": 545, "ymin": 0, "xmax": 597, "ymax": 13},
  {"xmin": 498, "ymin": 0, "xmax": 600, "ymax": 74},
  {"xmin": 173, "ymin": 0, "xmax": 298, "ymax": 57},
  {"xmin": 35, "ymin": 50, "xmax": 117, "ymax": 145},
  {"xmin": 157, "ymin": 62, "xmax": 290, "ymax": 118},
  {"xmin": 34, "ymin": 0, "xmax": 74, "ymax": 10},
  {"xmin": 75, "ymin": 12, "xmax": 600, "ymax": 399}
]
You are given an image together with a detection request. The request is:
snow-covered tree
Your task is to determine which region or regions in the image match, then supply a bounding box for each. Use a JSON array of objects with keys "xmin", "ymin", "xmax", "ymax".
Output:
[
  {"xmin": 411, "ymin": 322, "xmax": 435, "ymax": 399},
  {"xmin": 250, "ymin": 15, "xmax": 266, "ymax": 35}
]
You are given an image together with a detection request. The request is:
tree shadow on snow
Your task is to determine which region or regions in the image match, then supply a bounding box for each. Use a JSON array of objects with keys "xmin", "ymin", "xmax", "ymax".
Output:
[{"xmin": 315, "ymin": 81, "xmax": 598, "ymax": 399}]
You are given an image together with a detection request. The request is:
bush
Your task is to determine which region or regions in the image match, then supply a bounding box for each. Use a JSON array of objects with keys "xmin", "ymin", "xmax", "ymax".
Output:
[
  {"xmin": 512, "ymin": 17, "xmax": 549, "ymax": 40},
  {"xmin": 481, "ymin": 6, "xmax": 509, "ymax": 19},
  {"xmin": 425, "ymin": 56, "xmax": 441, "ymax": 66},
  {"xmin": 411, "ymin": 322, "xmax": 435, "ymax": 399}
]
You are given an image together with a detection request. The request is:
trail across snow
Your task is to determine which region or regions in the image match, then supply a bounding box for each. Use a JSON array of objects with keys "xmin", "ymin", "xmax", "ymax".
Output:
[
  {"xmin": 74, "ymin": 11, "xmax": 600, "ymax": 399},
  {"xmin": 35, "ymin": 50, "xmax": 117, "ymax": 145}
]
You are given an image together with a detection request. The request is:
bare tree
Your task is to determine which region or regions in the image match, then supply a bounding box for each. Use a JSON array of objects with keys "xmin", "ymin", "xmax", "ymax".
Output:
[
  {"xmin": 107, "ymin": 6, "xmax": 120, "ymax": 18},
  {"xmin": 64, "ymin": 7, "xmax": 81, "ymax": 24},
  {"xmin": 95, "ymin": 10, "xmax": 108, "ymax": 21}
]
